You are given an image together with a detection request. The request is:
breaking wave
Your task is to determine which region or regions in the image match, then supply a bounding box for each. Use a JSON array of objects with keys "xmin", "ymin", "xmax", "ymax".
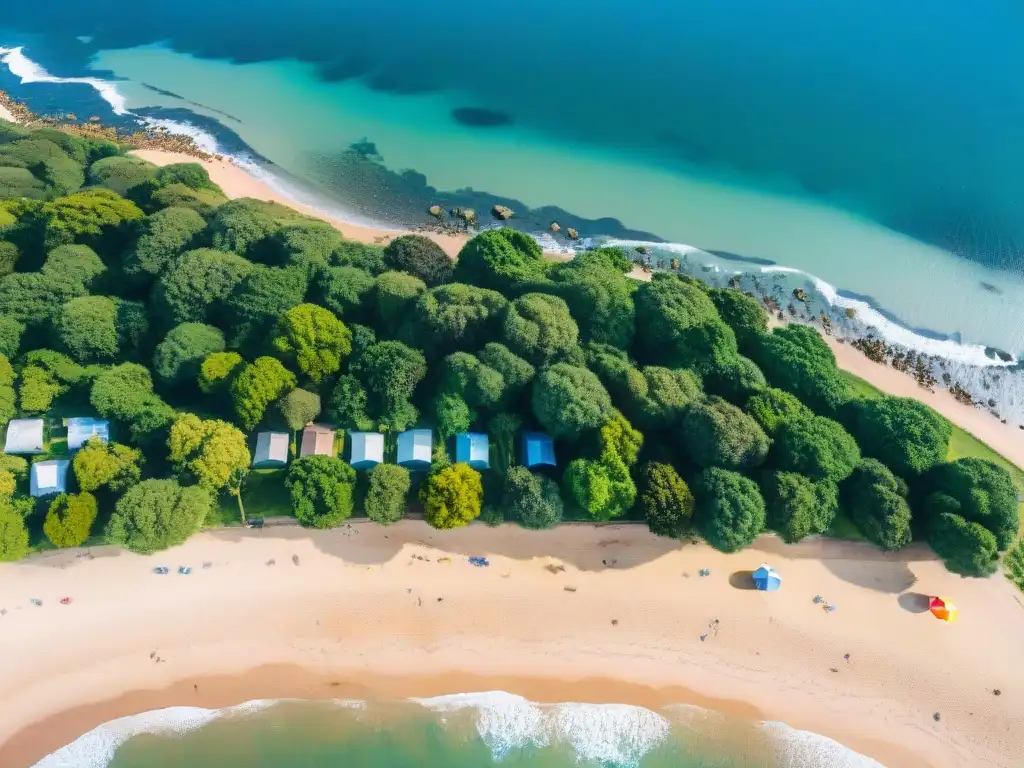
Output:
[{"xmin": 0, "ymin": 46, "xmax": 129, "ymax": 114}]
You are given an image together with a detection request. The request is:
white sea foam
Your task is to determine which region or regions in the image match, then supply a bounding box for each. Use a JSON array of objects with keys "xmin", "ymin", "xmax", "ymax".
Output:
[
  {"xmin": 32, "ymin": 700, "xmax": 278, "ymax": 768},
  {"xmin": 762, "ymin": 721, "xmax": 887, "ymax": 768},
  {"xmin": 0, "ymin": 46, "xmax": 129, "ymax": 114},
  {"xmin": 413, "ymin": 690, "xmax": 669, "ymax": 766},
  {"xmin": 761, "ymin": 265, "xmax": 1013, "ymax": 368}
]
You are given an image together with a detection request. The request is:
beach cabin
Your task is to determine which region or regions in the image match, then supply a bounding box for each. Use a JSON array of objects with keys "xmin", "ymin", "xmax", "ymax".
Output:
[
  {"xmin": 30, "ymin": 459, "xmax": 69, "ymax": 497},
  {"xmin": 455, "ymin": 432, "xmax": 489, "ymax": 470},
  {"xmin": 397, "ymin": 429, "xmax": 433, "ymax": 470},
  {"xmin": 4, "ymin": 418, "xmax": 45, "ymax": 455},
  {"xmin": 300, "ymin": 424, "xmax": 336, "ymax": 458},
  {"xmin": 349, "ymin": 432, "xmax": 385, "ymax": 470},
  {"xmin": 521, "ymin": 432, "xmax": 556, "ymax": 469},
  {"xmin": 252, "ymin": 431, "xmax": 289, "ymax": 468},
  {"xmin": 67, "ymin": 417, "xmax": 110, "ymax": 451}
]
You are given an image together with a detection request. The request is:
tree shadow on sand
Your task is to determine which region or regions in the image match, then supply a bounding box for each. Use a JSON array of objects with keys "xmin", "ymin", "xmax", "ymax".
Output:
[{"xmin": 208, "ymin": 520, "xmax": 686, "ymax": 573}]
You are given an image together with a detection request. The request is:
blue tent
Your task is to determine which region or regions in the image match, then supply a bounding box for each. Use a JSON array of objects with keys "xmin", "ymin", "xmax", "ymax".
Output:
[
  {"xmin": 521, "ymin": 432, "xmax": 556, "ymax": 468},
  {"xmin": 752, "ymin": 564, "xmax": 782, "ymax": 592},
  {"xmin": 455, "ymin": 432, "xmax": 489, "ymax": 469},
  {"xmin": 397, "ymin": 429, "xmax": 433, "ymax": 469},
  {"xmin": 67, "ymin": 417, "xmax": 110, "ymax": 451}
]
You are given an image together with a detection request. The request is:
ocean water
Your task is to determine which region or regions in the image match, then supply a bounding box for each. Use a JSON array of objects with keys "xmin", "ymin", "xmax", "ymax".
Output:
[
  {"xmin": 33, "ymin": 693, "xmax": 886, "ymax": 768},
  {"xmin": 1, "ymin": 0, "xmax": 1023, "ymax": 403}
]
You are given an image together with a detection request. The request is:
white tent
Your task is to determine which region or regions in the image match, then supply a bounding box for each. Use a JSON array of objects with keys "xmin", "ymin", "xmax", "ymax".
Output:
[
  {"xmin": 4, "ymin": 418, "xmax": 45, "ymax": 454},
  {"xmin": 31, "ymin": 459, "xmax": 69, "ymax": 497},
  {"xmin": 397, "ymin": 429, "xmax": 432, "ymax": 469},
  {"xmin": 349, "ymin": 432, "xmax": 384, "ymax": 469},
  {"xmin": 253, "ymin": 432, "xmax": 289, "ymax": 468}
]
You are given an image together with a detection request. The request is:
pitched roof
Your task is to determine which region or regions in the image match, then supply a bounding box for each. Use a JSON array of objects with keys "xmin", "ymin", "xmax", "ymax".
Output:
[
  {"xmin": 522, "ymin": 432, "xmax": 556, "ymax": 468},
  {"xmin": 4, "ymin": 419, "xmax": 45, "ymax": 454},
  {"xmin": 31, "ymin": 459, "xmax": 69, "ymax": 497},
  {"xmin": 455, "ymin": 432, "xmax": 490, "ymax": 469},
  {"xmin": 349, "ymin": 432, "xmax": 384, "ymax": 469},
  {"xmin": 397, "ymin": 429, "xmax": 432, "ymax": 468},
  {"xmin": 253, "ymin": 431, "xmax": 289, "ymax": 467},
  {"xmin": 67, "ymin": 417, "xmax": 110, "ymax": 451},
  {"xmin": 300, "ymin": 424, "xmax": 336, "ymax": 457}
]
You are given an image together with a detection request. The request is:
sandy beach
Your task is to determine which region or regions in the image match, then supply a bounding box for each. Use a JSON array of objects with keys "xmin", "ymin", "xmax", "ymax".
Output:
[
  {"xmin": 1, "ymin": 521, "xmax": 1022, "ymax": 767},
  {"xmin": 131, "ymin": 149, "xmax": 1024, "ymax": 472}
]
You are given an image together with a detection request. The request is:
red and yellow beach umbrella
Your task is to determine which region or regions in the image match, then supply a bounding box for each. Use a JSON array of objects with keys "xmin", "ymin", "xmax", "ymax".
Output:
[{"xmin": 929, "ymin": 596, "xmax": 958, "ymax": 623}]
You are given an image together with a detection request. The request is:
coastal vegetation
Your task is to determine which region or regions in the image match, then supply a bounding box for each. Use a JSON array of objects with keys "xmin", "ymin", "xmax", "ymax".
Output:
[{"xmin": 0, "ymin": 117, "xmax": 1020, "ymax": 580}]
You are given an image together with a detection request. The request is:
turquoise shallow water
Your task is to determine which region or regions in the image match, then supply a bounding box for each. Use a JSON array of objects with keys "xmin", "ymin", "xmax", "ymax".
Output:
[{"xmin": 33, "ymin": 694, "xmax": 886, "ymax": 768}]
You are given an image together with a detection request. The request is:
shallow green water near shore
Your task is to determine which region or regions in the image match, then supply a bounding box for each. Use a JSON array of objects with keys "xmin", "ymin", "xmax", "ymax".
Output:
[{"xmin": 40, "ymin": 695, "xmax": 884, "ymax": 767}]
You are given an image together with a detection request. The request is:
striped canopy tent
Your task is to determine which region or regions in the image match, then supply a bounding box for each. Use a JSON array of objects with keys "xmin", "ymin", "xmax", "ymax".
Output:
[
  {"xmin": 929, "ymin": 596, "xmax": 958, "ymax": 623},
  {"xmin": 455, "ymin": 432, "xmax": 489, "ymax": 469},
  {"xmin": 349, "ymin": 432, "xmax": 384, "ymax": 470},
  {"xmin": 521, "ymin": 432, "xmax": 556, "ymax": 468},
  {"xmin": 397, "ymin": 429, "xmax": 433, "ymax": 470},
  {"xmin": 751, "ymin": 564, "xmax": 782, "ymax": 591},
  {"xmin": 67, "ymin": 417, "xmax": 110, "ymax": 451}
]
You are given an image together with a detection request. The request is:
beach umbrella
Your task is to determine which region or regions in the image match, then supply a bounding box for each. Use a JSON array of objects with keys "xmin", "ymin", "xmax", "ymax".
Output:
[
  {"xmin": 929, "ymin": 596, "xmax": 958, "ymax": 623},
  {"xmin": 751, "ymin": 564, "xmax": 782, "ymax": 591}
]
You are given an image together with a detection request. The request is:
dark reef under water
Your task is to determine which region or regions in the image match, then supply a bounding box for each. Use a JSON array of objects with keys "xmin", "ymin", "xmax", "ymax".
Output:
[{"xmin": 450, "ymin": 107, "xmax": 512, "ymax": 128}]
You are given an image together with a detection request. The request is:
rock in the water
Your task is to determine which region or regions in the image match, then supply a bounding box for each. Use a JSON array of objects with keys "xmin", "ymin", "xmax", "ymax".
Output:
[
  {"xmin": 549, "ymin": 222, "xmax": 561, "ymax": 233},
  {"xmin": 450, "ymin": 207, "xmax": 477, "ymax": 225},
  {"xmin": 792, "ymin": 288, "xmax": 807, "ymax": 302},
  {"xmin": 492, "ymin": 205, "xmax": 514, "ymax": 220},
  {"xmin": 634, "ymin": 245, "xmax": 649, "ymax": 255},
  {"xmin": 566, "ymin": 227, "xmax": 579, "ymax": 241},
  {"xmin": 428, "ymin": 205, "xmax": 443, "ymax": 218}
]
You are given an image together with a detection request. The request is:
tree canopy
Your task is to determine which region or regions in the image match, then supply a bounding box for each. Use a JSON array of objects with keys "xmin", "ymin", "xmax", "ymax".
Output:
[
  {"xmin": 286, "ymin": 455, "xmax": 356, "ymax": 528},
  {"xmin": 168, "ymin": 414, "xmax": 250, "ymax": 492},
  {"xmin": 365, "ymin": 463, "xmax": 410, "ymax": 526},
  {"xmin": 43, "ymin": 492, "xmax": 98, "ymax": 548},
  {"xmin": 453, "ymin": 227, "xmax": 548, "ymax": 292},
  {"xmin": 693, "ymin": 468, "xmax": 766, "ymax": 552},
  {"xmin": 420, "ymin": 463, "xmax": 483, "ymax": 529},
  {"xmin": 502, "ymin": 466, "xmax": 563, "ymax": 529},
  {"xmin": 383, "ymin": 234, "xmax": 454, "ymax": 285},
  {"xmin": 680, "ymin": 397, "xmax": 770, "ymax": 471},
  {"xmin": 502, "ymin": 293, "xmax": 580, "ymax": 366},
  {"xmin": 270, "ymin": 303, "xmax": 351, "ymax": 383},
  {"xmin": 848, "ymin": 396, "xmax": 952, "ymax": 477},
  {"xmin": 771, "ymin": 414, "xmax": 860, "ymax": 482},
  {"xmin": 840, "ymin": 459, "xmax": 912, "ymax": 550},
  {"xmin": 638, "ymin": 461, "xmax": 694, "ymax": 539},
  {"xmin": 73, "ymin": 439, "xmax": 142, "ymax": 493},
  {"xmin": 105, "ymin": 479, "xmax": 213, "ymax": 554},
  {"xmin": 230, "ymin": 356, "xmax": 297, "ymax": 430},
  {"xmin": 532, "ymin": 363, "xmax": 613, "ymax": 440}
]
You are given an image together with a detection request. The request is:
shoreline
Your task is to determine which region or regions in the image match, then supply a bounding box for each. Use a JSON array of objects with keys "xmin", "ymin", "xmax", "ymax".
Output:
[
  {"xmin": 131, "ymin": 149, "xmax": 1024, "ymax": 471},
  {"xmin": 4, "ymin": 522, "xmax": 1022, "ymax": 767}
]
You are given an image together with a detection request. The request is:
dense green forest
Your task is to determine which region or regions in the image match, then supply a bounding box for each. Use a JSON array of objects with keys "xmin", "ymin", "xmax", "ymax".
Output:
[{"xmin": 0, "ymin": 117, "xmax": 1019, "ymax": 578}]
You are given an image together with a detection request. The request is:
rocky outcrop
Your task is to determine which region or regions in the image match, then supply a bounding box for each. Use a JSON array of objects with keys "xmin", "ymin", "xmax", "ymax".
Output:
[
  {"xmin": 634, "ymin": 245, "xmax": 649, "ymax": 255},
  {"xmin": 491, "ymin": 205, "xmax": 514, "ymax": 220},
  {"xmin": 549, "ymin": 222, "xmax": 561, "ymax": 233},
  {"xmin": 428, "ymin": 205, "xmax": 444, "ymax": 218},
  {"xmin": 451, "ymin": 207, "xmax": 477, "ymax": 226},
  {"xmin": 792, "ymin": 288, "xmax": 807, "ymax": 302},
  {"xmin": 566, "ymin": 228, "xmax": 579, "ymax": 241}
]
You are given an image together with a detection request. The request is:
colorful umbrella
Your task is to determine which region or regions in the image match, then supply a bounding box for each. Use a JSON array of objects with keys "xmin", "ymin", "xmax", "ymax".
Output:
[
  {"xmin": 752, "ymin": 564, "xmax": 782, "ymax": 591},
  {"xmin": 929, "ymin": 596, "xmax": 957, "ymax": 622}
]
